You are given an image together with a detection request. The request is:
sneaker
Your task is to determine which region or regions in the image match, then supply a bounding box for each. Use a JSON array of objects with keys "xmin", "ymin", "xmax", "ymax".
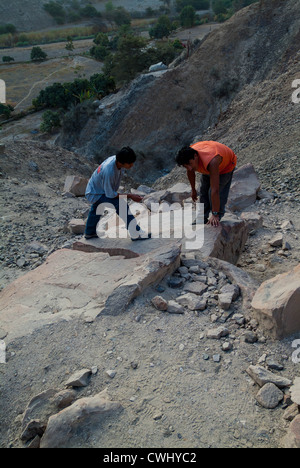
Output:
[
  {"xmin": 131, "ymin": 230, "xmax": 152, "ymax": 241},
  {"xmin": 84, "ymin": 233, "xmax": 98, "ymax": 240}
]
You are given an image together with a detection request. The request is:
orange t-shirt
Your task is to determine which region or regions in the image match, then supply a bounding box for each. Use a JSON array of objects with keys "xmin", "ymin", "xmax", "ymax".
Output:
[{"xmin": 191, "ymin": 141, "xmax": 237, "ymax": 175}]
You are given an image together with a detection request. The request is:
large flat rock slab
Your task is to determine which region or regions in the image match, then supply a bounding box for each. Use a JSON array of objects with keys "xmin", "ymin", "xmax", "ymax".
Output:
[
  {"xmin": 72, "ymin": 236, "xmax": 178, "ymax": 259},
  {"xmin": 75, "ymin": 212, "xmax": 247, "ymax": 266},
  {"xmin": 0, "ymin": 243, "xmax": 181, "ymax": 343}
]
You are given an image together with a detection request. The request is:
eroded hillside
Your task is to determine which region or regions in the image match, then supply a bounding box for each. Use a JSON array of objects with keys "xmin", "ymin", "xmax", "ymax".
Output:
[{"xmin": 57, "ymin": 0, "xmax": 300, "ymax": 185}]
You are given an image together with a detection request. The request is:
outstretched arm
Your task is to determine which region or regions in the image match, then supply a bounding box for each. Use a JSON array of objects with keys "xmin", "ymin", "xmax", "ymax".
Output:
[
  {"xmin": 207, "ymin": 155, "xmax": 222, "ymax": 227},
  {"xmin": 187, "ymin": 168, "xmax": 198, "ymax": 202}
]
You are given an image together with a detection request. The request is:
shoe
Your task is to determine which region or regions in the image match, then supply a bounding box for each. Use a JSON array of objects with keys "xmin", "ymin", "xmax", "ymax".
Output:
[
  {"xmin": 84, "ymin": 233, "xmax": 98, "ymax": 240},
  {"xmin": 131, "ymin": 231, "xmax": 152, "ymax": 241}
]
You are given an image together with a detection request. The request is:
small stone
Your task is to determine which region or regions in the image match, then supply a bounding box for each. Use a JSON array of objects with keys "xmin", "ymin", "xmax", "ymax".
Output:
[
  {"xmin": 151, "ymin": 296, "xmax": 168, "ymax": 311},
  {"xmin": 167, "ymin": 277, "xmax": 184, "ymax": 288},
  {"xmin": 131, "ymin": 362, "xmax": 138, "ymax": 370},
  {"xmin": 246, "ymin": 365, "xmax": 292, "ymax": 388},
  {"xmin": 269, "ymin": 233, "xmax": 283, "ymax": 247},
  {"xmin": 167, "ymin": 300, "xmax": 185, "ymax": 314},
  {"xmin": 255, "ymin": 383, "xmax": 284, "ymax": 409},
  {"xmin": 207, "ymin": 326, "xmax": 230, "ymax": 340},
  {"xmin": 213, "ymin": 354, "xmax": 221, "ymax": 362},
  {"xmin": 106, "ymin": 370, "xmax": 116, "ymax": 379},
  {"xmin": 222, "ymin": 342, "xmax": 233, "ymax": 352},
  {"xmin": 283, "ymin": 403, "xmax": 300, "ymax": 422},
  {"xmin": 184, "ymin": 282, "xmax": 208, "ymax": 296},
  {"xmin": 65, "ymin": 369, "xmax": 92, "ymax": 388},
  {"xmin": 243, "ymin": 331, "xmax": 258, "ymax": 343},
  {"xmin": 176, "ymin": 293, "xmax": 207, "ymax": 311},
  {"xmin": 266, "ymin": 359, "xmax": 284, "ymax": 371}
]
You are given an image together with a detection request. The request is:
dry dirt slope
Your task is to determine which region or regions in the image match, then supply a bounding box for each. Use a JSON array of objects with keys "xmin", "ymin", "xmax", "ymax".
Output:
[{"xmin": 58, "ymin": 0, "xmax": 300, "ymax": 185}]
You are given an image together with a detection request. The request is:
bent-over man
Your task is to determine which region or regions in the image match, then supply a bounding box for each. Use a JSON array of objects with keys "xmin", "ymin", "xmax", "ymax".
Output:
[
  {"xmin": 85, "ymin": 147, "xmax": 151, "ymax": 240},
  {"xmin": 176, "ymin": 141, "xmax": 237, "ymax": 227}
]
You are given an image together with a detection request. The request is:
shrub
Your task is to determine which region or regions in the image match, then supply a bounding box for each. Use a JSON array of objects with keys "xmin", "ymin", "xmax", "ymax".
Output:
[
  {"xmin": 40, "ymin": 110, "xmax": 61, "ymax": 133},
  {"xmin": 31, "ymin": 46, "xmax": 47, "ymax": 61},
  {"xmin": 2, "ymin": 56, "xmax": 14, "ymax": 62},
  {"xmin": 0, "ymin": 103, "xmax": 14, "ymax": 119},
  {"xmin": 0, "ymin": 24, "xmax": 17, "ymax": 35}
]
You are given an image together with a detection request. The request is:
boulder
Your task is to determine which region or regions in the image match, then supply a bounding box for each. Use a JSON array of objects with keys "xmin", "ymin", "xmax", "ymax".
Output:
[
  {"xmin": 21, "ymin": 388, "xmax": 77, "ymax": 443},
  {"xmin": 282, "ymin": 415, "xmax": 300, "ymax": 448},
  {"xmin": 290, "ymin": 377, "xmax": 300, "ymax": 406},
  {"xmin": 227, "ymin": 164, "xmax": 261, "ymax": 212},
  {"xmin": 63, "ymin": 175, "xmax": 88, "ymax": 197},
  {"xmin": 0, "ymin": 242, "xmax": 181, "ymax": 342},
  {"xmin": 149, "ymin": 62, "xmax": 168, "ymax": 72},
  {"xmin": 40, "ymin": 390, "xmax": 122, "ymax": 448},
  {"xmin": 251, "ymin": 264, "xmax": 300, "ymax": 339}
]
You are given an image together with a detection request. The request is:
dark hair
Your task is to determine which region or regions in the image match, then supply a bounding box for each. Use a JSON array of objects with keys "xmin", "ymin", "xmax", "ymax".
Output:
[
  {"xmin": 116, "ymin": 147, "xmax": 136, "ymax": 165},
  {"xmin": 175, "ymin": 146, "xmax": 197, "ymax": 166}
]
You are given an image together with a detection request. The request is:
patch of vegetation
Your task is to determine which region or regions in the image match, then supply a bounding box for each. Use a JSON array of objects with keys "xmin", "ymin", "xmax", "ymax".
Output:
[
  {"xmin": 32, "ymin": 74, "xmax": 116, "ymax": 111},
  {"xmin": 30, "ymin": 46, "xmax": 48, "ymax": 62},
  {"xmin": 0, "ymin": 103, "xmax": 14, "ymax": 119},
  {"xmin": 40, "ymin": 110, "xmax": 61, "ymax": 133},
  {"xmin": 2, "ymin": 56, "xmax": 15, "ymax": 63}
]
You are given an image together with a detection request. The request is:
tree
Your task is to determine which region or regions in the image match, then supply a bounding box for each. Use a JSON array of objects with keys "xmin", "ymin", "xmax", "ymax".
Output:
[
  {"xmin": 31, "ymin": 46, "xmax": 47, "ymax": 62},
  {"xmin": 106, "ymin": 34, "xmax": 147, "ymax": 82},
  {"xmin": 149, "ymin": 15, "xmax": 173, "ymax": 39},
  {"xmin": 40, "ymin": 110, "xmax": 61, "ymax": 133},
  {"xmin": 180, "ymin": 6, "xmax": 196, "ymax": 28},
  {"xmin": 33, "ymin": 82, "xmax": 69, "ymax": 109}
]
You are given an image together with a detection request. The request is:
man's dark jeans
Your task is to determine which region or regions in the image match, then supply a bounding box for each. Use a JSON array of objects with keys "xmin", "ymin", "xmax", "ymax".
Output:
[
  {"xmin": 85, "ymin": 195, "xmax": 140, "ymax": 237},
  {"xmin": 199, "ymin": 170, "xmax": 234, "ymax": 222}
]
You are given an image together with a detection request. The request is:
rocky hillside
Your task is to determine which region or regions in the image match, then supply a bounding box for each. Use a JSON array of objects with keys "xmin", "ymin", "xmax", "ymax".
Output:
[
  {"xmin": 0, "ymin": 0, "xmax": 55, "ymax": 32},
  {"xmin": 58, "ymin": 0, "xmax": 300, "ymax": 185}
]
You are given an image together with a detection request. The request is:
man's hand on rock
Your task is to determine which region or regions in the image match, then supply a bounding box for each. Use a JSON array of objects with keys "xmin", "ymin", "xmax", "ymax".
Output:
[
  {"xmin": 191, "ymin": 189, "xmax": 198, "ymax": 202},
  {"xmin": 207, "ymin": 214, "xmax": 220, "ymax": 227},
  {"xmin": 129, "ymin": 194, "xmax": 143, "ymax": 203}
]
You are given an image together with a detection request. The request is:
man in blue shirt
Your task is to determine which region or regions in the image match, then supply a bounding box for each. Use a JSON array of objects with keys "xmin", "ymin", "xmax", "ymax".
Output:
[{"xmin": 84, "ymin": 147, "xmax": 151, "ymax": 241}]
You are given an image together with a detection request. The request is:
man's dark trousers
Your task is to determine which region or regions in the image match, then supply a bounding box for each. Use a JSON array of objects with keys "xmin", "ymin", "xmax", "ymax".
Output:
[
  {"xmin": 85, "ymin": 195, "xmax": 140, "ymax": 237},
  {"xmin": 199, "ymin": 171, "xmax": 234, "ymax": 222}
]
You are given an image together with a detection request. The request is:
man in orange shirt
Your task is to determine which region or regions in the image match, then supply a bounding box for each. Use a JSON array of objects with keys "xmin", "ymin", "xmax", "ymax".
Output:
[{"xmin": 176, "ymin": 141, "xmax": 237, "ymax": 227}]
